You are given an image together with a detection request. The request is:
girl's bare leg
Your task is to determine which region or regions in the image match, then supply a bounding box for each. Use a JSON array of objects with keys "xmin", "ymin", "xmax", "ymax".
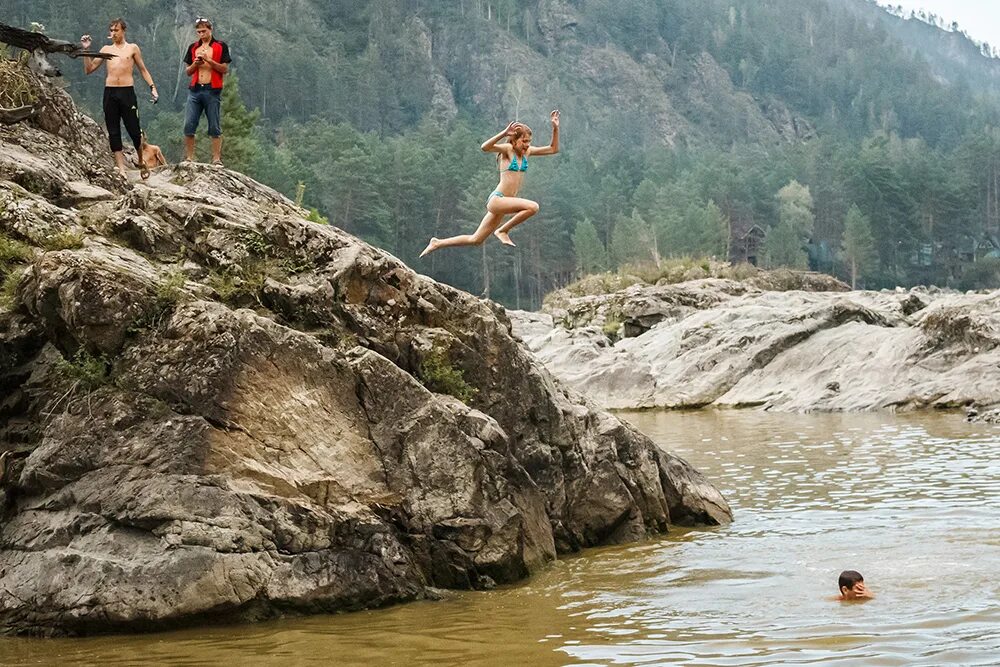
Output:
[
  {"xmin": 420, "ymin": 211, "xmax": 503, "ymax": 257},
  {"xmin": 488, "ymin": 197, "xmax": 540, "ymax": 246}
]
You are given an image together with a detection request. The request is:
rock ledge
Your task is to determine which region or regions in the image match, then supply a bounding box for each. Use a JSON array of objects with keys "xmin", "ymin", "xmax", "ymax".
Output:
[{"xmin": 0, "ymin": 70, "xmax": 730, "ymax": 636}]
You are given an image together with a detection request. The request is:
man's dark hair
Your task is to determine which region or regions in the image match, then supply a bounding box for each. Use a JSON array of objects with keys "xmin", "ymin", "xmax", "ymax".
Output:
[
  {"xmin": 838, "ymin": 570, "xmax": 864, "ymax": 590},
  {"xmin": 109, "ymin": 18, "xmax": 127, "ymax": 31}
]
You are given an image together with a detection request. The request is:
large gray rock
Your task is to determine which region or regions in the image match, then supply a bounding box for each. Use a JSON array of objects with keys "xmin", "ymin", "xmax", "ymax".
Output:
[
  {"xmin": 513, "ymin": 281, "xmax": 1000, "ymax": 412},
  {"xmin": 0, "ymin": 67, "xmax": 730, "ymax": 636}
]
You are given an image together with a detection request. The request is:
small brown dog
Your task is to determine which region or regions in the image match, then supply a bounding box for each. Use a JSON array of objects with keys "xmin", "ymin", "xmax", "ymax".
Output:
[{"xmin": 134, "ymin": 130, "xmax": 166, "ymax": 175}]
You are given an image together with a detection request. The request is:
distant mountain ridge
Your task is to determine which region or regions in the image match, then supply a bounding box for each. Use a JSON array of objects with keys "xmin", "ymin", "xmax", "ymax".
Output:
[
  {"xmin": 5, "ymin": 0, "xmax": 998, "ymax": 147},
  {"xmin": 844, "ymin": 0, "xmax": 1000, "ymax": 94}
]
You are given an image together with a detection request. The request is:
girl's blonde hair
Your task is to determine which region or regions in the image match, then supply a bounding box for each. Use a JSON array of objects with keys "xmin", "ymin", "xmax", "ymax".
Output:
[
  {"xmin": 498, "ymin": 122, "xmax": 532, "ymax": 169},
  {"xmin": 509, "ymin": 122, "xmax": 532, "ymax": 141}
]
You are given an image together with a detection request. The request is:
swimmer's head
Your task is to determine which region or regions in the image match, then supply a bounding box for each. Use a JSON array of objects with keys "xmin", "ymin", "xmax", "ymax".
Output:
[{"xmin": 838, "ymin": 570, "xmax": 868, "ymax": 600}]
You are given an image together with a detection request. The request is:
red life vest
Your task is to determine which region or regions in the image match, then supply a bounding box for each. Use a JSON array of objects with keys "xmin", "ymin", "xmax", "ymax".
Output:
[{"xmin": 188, "ymin": 40, "xmax": 227, "ymax": 89}]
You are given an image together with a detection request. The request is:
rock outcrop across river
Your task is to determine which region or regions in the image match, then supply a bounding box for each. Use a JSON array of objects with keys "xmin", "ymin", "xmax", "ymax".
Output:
[
  {"xmin": 513, "ymin": 278, "xmax": 1000, "ymax": 412},
  {"xmin": 0, "ymin": 71, "xmax": 730, "ymax": 636}
]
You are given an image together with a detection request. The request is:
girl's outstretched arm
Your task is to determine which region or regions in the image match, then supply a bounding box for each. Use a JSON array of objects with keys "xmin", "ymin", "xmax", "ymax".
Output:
[
  {"xmin": 482, "ymin": 121, "xmax": 517, "ymax": 153},
  {"xmin": 530, "ymin": 110, "xmax": 560, "ymax": 156}
]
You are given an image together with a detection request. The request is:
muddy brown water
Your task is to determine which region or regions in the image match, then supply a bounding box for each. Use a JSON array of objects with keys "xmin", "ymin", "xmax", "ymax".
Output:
[{"xmin": 2, "ymin": 410, "xmax": 998, "ymax": 666}]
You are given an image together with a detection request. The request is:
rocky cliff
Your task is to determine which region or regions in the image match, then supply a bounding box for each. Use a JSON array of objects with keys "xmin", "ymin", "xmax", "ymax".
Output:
[
  {"xmin": 514, "ymin": 278, "xmax": 1000, "ymax": 412},
  {"xmin": 0, "ymin": 72, "xmax": 730, "ymax": 636}
]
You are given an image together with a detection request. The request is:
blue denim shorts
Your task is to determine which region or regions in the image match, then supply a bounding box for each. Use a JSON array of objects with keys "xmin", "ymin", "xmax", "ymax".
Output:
[{"xmin": 184, "ymin": 85, "xmax": 222, "ymax": 137}]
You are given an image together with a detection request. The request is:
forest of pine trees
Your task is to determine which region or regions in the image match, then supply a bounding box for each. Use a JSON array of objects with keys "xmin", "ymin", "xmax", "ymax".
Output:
[{"xmin": 8, "ymin": 0, "xmax": 1000, "ymax": 306}]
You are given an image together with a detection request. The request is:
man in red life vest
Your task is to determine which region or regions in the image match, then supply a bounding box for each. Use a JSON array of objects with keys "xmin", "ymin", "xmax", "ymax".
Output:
[{"xmin": 182, "ymin": 17, "xmax": 231, "ymax": 165}]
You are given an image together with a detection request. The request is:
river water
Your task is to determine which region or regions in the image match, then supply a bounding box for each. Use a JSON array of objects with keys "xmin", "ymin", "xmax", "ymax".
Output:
[{"xmin": 3, "ymin": 411, "xmax": 998, "ymax": 666}]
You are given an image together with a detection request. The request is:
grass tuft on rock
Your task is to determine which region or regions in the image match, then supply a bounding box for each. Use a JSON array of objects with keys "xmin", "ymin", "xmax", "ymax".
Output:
[
  {"xmin": 0, "ymin": 231, "xmax": 33, "ymax": 267},
  {"xmin": 306, "ymin": 208, "xmax": 329, "ymax": 225},
  {"xmin": 38, "ymin": 229, "xmax": 85, "ymax": 251},
  {"xmin": 601, "ymin": 316, "xmax": 623, "ymax": 340},
  {"xmin": 0, "ymin": 59, "xmax": 40, "ymax": 109},
  {"xmin": 0, "ymin": 232, "xmax": 33, "ymax": 310},
  {"xmin": 418, "ymin": 347, "xmax": 478, "ymax": 404},
  {"xmin": 239, "ymin": 230, "xmax": 271, "ymax": 258},
  {"xmin": 128, "ymin": 269, "xmax": 188, "ymax": 335},
  {"xmin": 56, "ymin": 349, "xmax": 111, "ymax": 392},
  {"xmin": 0, "ymin": 267, "xmax": 24, "ymax": 310},
  {"xmin": 207, "ymin": 261, "xmax": 270, "ymax": 307}
]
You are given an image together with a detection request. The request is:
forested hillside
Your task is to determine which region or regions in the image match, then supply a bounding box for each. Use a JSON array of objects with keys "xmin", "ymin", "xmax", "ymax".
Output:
[{"xmin": 7, "ymin": 0, "xmax": 1000, "ymax": 306}]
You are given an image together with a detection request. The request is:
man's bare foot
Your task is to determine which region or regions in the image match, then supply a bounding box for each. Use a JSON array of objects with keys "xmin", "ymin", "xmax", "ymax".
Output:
[
  {"xmin": 138, "ymin": 159, "xmax": 150, "ymax": 180},
  {"xmin": 420, "ymin": 238, "xmax": 440, "ymax": 258},
  {"xmin": 116, "ymin": 167, "xmax": 128, "ymax": 179},
  {"xmin": 494, "ymin": 230, "xmax": 516, "ymax": 247}
]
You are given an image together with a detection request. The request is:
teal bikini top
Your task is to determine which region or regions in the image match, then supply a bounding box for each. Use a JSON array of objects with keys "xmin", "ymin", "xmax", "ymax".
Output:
[{"xmin": 506, "ymin": 152, "xmax": 528, "ymax": 172}]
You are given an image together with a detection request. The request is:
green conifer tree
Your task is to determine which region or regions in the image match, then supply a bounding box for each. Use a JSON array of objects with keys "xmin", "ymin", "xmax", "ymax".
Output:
[
  {"xmin": 842, "ymin": 204, "xmax": 877, "ymax": 288},
  {"xmin": 219, "ymin": 75, "xmax": 262, "ymax": 175},
  {"xmin": 764, "ymin": 221, "xmax": 808, "ymax": 269},
  {"xmin": 573, "ymin": 219, "xmax": 609, "ymax": 274},
  {"xmin": 611, "ymin": 211, "xmax": 653, "ymax": 268}
]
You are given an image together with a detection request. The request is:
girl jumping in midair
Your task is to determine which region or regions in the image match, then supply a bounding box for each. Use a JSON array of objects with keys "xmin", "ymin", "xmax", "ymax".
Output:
[{"xmin": 420, "ymin": 110, "xmax": 560, "ymax": 257}]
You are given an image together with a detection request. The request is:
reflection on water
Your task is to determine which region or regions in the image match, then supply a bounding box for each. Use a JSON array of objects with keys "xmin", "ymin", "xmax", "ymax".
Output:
[{"xmin": 3, "ymin": 411, "xmax": 998, "ymax": 666}]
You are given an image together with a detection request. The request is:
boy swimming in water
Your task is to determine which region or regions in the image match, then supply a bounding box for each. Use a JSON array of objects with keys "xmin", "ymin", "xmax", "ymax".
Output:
[{"xmin": 836, "ymin": 570, "xmax": 874, "ymax": 601}]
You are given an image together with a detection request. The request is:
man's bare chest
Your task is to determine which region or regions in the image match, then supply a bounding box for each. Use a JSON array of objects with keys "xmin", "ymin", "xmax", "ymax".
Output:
[{"xmin": 105, "ymin": 47, "xmax": 134, "ymax": 70}]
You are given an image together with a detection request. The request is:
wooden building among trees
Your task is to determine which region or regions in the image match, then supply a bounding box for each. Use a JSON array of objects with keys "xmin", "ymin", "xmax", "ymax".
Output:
[
  {"xmin": 976, "ymin": 235, "xmax": 1000, "ymax": 261},
  {"xmin": 730, "ymin": 224, "xmax": 767, "ymax": 266}
]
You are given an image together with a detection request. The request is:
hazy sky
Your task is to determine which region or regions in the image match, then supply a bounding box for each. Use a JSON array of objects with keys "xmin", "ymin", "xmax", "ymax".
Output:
[{"xmin": 880, "ymin": 1, "xmax": 1000, "ymax": 51}]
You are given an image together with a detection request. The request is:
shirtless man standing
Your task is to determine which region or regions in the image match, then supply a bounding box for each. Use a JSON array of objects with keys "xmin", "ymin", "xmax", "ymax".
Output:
[{"xmin": 81, "ymin": 18, "xmax": 158, "ymax": 179}]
